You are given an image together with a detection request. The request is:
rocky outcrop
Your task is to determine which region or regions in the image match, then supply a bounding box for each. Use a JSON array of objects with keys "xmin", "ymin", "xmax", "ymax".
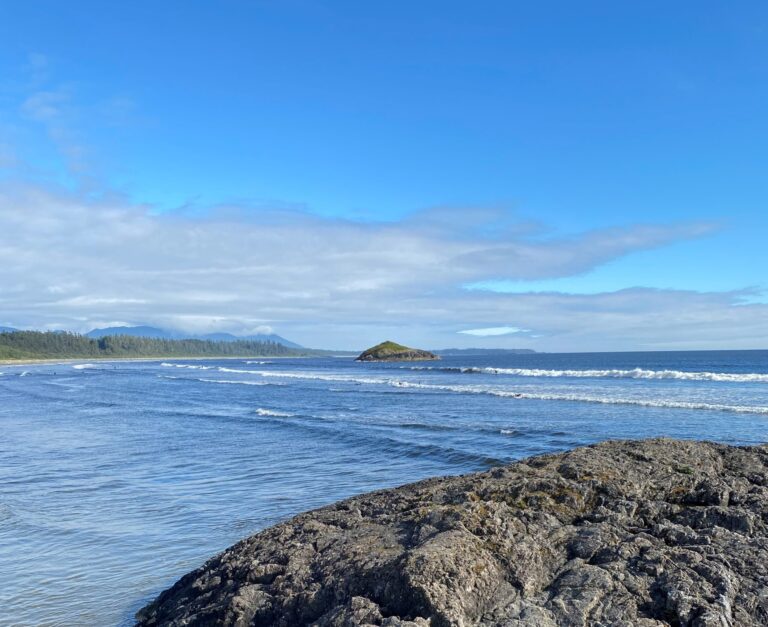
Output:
[
  {"xmin": 136, "ymin": 439, "xmax": 768, "ymax": 626},
  {"xmin": 355, "ymin": 341, "xmax": 439, "ymax": 362}
]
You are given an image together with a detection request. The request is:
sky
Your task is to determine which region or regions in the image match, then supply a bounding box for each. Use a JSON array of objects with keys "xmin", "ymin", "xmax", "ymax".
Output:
[{"xmin": 0, "ymin": 1, "xmax": 767, "ymax": 351}]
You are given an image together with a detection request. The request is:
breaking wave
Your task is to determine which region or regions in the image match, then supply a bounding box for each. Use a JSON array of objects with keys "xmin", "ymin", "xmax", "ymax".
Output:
[
  {"xmin": 254, "ymin": 408, "xmax": 295, "ymax": 417},
  {"xmin": 157, "ymin": 374, "xmax": 284, "ymax": 386},
  {"xmin": 197, "ymin": 378, "xmax": 279, "ymax": 387},
  {"xmin": 388, "ymin": 380, "xmax": 768, "ymax": 415},
  {"xmin": 402, "ymin": 365, "xmax": 768, "ymax": 383},
  {"xmin": 250, "ymin": 370, "xmax": 387, "ymax": 385},
  {"xmin": 160, "ymin": 363, "xmax": 214, "ymax": 370},
  {"xmin": 158, "ymin": 367, "xmax": 768, "ymax": 415}
]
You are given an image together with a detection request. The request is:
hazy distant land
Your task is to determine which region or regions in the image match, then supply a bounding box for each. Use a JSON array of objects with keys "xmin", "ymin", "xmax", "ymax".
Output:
[
  {"xmin": 0, "ymin": 328, "xmax": 535, "ymax": 362},
  {"xmin": 435, "ymin": 347, "xmax": 536, "ymax": 355},
  {"xmin": 0, "ymin": 330, "xmax": 350, "ymax": 361}
]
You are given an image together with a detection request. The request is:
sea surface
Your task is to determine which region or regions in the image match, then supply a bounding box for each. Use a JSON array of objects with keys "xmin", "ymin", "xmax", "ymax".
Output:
[{"xmin": 1, "ymin": 350, "xmax": 767, "ymax": 625}]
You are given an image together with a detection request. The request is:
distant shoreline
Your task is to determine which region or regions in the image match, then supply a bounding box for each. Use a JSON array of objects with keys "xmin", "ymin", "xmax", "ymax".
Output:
[{"xmin": 0, "ymin": 355, "xmax": 328, "ymax": 368}]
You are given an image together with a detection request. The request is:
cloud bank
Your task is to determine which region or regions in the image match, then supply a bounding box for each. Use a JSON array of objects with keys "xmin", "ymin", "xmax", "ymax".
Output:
[
  {"xmin": 458, "ymin": 327, "xmax": 530, "ymax": 337},
  {"xmin": 2, "ymin": 53, "xmax": 764, "ymax": 351},
  {"xmin": 1, "ymin": 181, "xmax": 765, "ymax": 350}
]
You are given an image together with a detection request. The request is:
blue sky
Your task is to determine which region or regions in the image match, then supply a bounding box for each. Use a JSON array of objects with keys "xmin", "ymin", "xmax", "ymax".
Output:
[{"xmin": 0, "ymin": 1, "xmax": 766, "ymax": 350}]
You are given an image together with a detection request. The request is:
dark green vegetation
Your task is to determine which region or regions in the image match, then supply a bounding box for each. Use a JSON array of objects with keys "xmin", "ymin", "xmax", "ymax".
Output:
[
  {"xmin": 0, "ymin": 331, "xmax": 306, "ymax": 360},
  {"xmin": 356, "ymin": 340, "xmax": 440, "ymax": 362},
  {"xmin": 85, "ymin": 325, "xmax": 304, "ymax": 348},
  {"xmin": 365, "ymin": 340, "xmax": 410, "ymax": 353}
]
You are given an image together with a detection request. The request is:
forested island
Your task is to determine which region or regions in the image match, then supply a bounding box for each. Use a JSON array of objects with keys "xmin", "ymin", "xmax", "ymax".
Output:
[
  {"xmin": 0, "ymin": 331, "xmax": 311, "ymax": 360},
  {"xmin": 356, "ymin": 340, "xmax": 440, "ymax": 362}
]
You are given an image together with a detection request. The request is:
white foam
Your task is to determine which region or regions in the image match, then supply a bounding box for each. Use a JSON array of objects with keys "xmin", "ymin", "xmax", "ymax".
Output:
[
  {"xmin": 160, "ymin": 363, "xmax": 214, "ymax": 370},
  {"xmin": 246, "ymin": 361, "xmax": 272, "ymax": 365},
  {"xmin": 167, "ymin": 367, "xmax": 768, "ymax": 415},
  {"xmin": 387, "ymin": 380, "xmax": 768, "ymax": 415},
  {"xmin": 405, "ymin": 365, "xmax": 768, "ymax": 383},
  {"xmin": 197, "ymin": 378, "xmax": 282, "ymax": 386},
  {"xmin": 158, "ymin": 373, "xmax": 285, "ymax": 386},
  {"xmin": 255, "ymin": 408, "xmax": 295, "ymax": 417},
  {"xmin": 250, "ymin": 370, "xmax": 388, "ymax": 385},
  {"xmin": 71, "ymin": 364, "xmax": 95, "ymax": 370},
  {"xmin": 19, "ymin": 371, "xmax": 30, "ymax": 377},
  {"xmin": 403, "ymin": 366, "xmax": 482, "ymax": 373}
]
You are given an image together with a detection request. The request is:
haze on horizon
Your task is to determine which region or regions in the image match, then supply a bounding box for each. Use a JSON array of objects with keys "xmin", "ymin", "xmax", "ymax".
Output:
[{"xmin": 1, "ymin": 1, "xmax": 767, "ymax": 352}]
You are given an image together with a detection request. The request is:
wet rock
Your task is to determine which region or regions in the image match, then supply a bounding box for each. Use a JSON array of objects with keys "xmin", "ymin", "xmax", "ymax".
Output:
[{"xmin": 136, "ymin": 439, "xmax": 768, "ymax": 626}]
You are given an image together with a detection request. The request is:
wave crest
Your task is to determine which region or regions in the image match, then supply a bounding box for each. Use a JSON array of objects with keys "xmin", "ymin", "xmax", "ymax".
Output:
[
  {"xmin": 403, "ymin": 365, "xmax": 768, "ymax": 383},
  {"xmin": 389, "ymin": 380, "xmax": 768, "ymax": 414},
  {"xmin": 255, "ymin": 408, "xmax": 295, "ymax": 417}
]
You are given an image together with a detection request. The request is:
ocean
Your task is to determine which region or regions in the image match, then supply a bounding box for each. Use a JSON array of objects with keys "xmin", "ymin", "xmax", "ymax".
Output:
[{"xmin": 1, "ymin": 350, "xmax": 767, "ymax": 625}]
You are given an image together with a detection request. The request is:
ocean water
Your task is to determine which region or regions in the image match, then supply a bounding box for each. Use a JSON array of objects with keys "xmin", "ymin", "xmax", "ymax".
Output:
[{"xmin": 1, "ymin": 350, "xmax": 767, "ymax": 625}]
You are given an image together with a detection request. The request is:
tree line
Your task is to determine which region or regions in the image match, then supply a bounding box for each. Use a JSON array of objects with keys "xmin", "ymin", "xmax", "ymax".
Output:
[{"xmin": 0, "ymin": 331, "xmax": 304, "ymax": 360}]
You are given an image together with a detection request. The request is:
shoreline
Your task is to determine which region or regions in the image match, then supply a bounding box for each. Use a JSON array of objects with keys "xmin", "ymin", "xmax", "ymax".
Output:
[{"xmin": 0, "ymin": 354, "xmax": 320, "ymax": 368}]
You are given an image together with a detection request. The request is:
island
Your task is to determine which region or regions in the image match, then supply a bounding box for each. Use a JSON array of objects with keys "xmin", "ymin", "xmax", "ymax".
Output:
[
  {"xmin": 355, "ymin": 340, "xmax": 440, "ymax": 362},
  {"xmin": 136, "ymin": 438, "xmax": 768, "ymax": 626}
]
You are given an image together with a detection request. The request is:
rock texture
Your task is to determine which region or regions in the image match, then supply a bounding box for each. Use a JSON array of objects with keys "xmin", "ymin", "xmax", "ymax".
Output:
[
  {"xmin": 355, "ymin": 341, "xmax": 440, "ymax": 362},
  {"xmin": 136, "ymin": 439, "xmax": 768, "ymax": 626}
]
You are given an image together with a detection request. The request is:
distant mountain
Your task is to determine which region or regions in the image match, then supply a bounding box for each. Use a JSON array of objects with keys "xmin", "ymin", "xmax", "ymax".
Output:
[
  {"xmin": 0, "ymin": 326, "xmax": 18, "ymax": 333},
  {"xmin": 85, "ymin": 326, "xmax": 303, "ymax": 348},
  {"xmin": 435, "ymin": 348, "xmax": 536, "ymax": 355},
  {"xmin": 198, "ymin": 332, "xmax": 303, "ymax": 349},
  {"xmin": 86, "ymin": 325, "xmax": 174, "ymax": 339}
]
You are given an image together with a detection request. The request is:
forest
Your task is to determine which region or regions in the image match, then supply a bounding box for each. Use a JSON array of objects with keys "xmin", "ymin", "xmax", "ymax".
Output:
[{"xmin": 0, "ymin": 331, "xmax": 305, "ymax": 360}]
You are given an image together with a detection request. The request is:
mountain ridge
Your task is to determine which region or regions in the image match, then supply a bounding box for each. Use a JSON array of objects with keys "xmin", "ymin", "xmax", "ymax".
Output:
[{"xmin": 85, "ymin": 325, "xmax": 302, "ymax": 348}]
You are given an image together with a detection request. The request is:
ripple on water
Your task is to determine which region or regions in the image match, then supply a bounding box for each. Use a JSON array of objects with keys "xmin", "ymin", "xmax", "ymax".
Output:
[{"xmin": 1, "ymin": 352, "xmax": 767, "ymax": 624}]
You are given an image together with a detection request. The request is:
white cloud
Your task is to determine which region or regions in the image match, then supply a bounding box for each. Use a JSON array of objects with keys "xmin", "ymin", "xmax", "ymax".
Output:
[
  {"xmin": 458, "ymin": 326, "xmax": 529, "ymax": 336},
  {"xmin": 6, "ymin": 54, "xmax": 763, "ymax": 351},
  {"xmin": 0, "ymin": 181, "xmax": 763, "ymax": 350},
  {"xmin": 21, "ymin": 90, "xmax": 67, "ymax": 122}
]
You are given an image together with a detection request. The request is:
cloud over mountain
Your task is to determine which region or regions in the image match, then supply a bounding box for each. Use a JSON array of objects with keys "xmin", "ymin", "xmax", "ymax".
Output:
[{"xmin": 1, "ymin": 181, "xmax": 763, "ymax": 350}]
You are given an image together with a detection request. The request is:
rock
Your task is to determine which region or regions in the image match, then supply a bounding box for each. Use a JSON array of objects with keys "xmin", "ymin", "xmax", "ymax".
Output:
[
  {"xmin": 355, "ymin": 341, "xmax": 439, "ymax": 362},
  {"xmin": 136, "ymin": 439, "xmax": 768, "ymax": 626}
]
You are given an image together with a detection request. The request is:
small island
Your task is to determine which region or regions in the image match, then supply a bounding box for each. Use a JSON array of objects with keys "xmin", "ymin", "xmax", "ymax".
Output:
[{"xmin": 355, "ymin": 340, "xmax": 440, "ymax": 362}]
